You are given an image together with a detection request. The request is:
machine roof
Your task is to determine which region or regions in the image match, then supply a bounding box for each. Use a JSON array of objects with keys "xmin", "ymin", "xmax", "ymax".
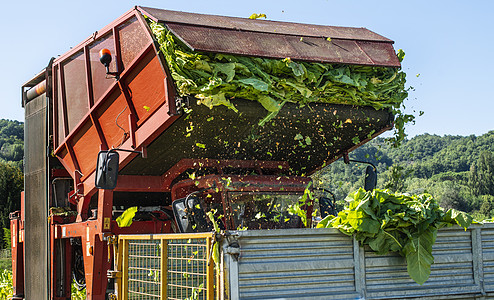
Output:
[{"xmin": 138, "ymin": 6, "xmax": 401, "ymax": 67}]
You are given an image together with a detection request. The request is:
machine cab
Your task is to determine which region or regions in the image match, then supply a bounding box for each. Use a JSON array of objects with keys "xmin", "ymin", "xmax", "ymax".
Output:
[{"xmin": 170, "ymin": 167, "xmax": 313, "ymax": 232}]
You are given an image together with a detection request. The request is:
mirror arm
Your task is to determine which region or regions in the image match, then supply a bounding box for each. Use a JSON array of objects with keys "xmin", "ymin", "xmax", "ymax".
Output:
[
  {"xmin": 314, "ymin": 187, "xmax": 337, "ymax": 210},
  {"xmin": 343, "ymin": 152, "xmax": 377, "ymax": 171},
  {"xmin": 314, "ymin": 188, "xmax": 336, "ymax": 203},
  {"xmin": 109, "ymin": 147, "xmax": 147, "ymax": 158}
]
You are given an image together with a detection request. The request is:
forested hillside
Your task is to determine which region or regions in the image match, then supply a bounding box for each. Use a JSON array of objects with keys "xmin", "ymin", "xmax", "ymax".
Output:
[
  {"xmin": 315, "ymin": 131, "xmax": 494, "ymax": 219},
  {"xmin": 0, "ymin": 118, "xmax": 492, "ymax": 248},
  {"xmin": 0, "ymin": 120, "xmax": 23, "ymax": 169},
  {"xmin": 0, "ymin": 120, "xmax": 23, "ymax": 248}
]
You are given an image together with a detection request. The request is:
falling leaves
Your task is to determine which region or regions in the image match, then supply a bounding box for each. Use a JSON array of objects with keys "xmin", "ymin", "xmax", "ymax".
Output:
[
  {"xmin": 149, "ymin": 20, "xmax": 413, "ymax": 147},
  {"xmin": 249, "ymin": 13, "xmax": 267, "ymax": 19}
]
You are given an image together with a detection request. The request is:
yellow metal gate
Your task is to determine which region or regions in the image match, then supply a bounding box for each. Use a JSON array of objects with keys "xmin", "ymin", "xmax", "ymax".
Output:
[{"xmin": 115, "ymin": 233, "xmax": 215, "ymax": 300}]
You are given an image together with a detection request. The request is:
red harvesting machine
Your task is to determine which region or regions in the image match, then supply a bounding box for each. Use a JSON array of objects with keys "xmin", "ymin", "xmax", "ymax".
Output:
[{"xmin": 13, "ymin": 6, "xmax": 401, "ymax": 300}]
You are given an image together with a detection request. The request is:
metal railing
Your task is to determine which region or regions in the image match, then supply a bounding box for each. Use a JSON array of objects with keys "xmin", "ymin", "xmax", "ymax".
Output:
[{"xmin": 116, "ymin": 233, "xmax": 215, "ymax": 300}]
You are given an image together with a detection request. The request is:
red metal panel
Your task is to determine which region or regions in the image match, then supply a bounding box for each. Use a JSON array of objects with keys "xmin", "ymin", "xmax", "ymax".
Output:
[
  {"xmin": 138, "ymin": 6, "xmax": 392, "ymax": 42},
  {"xmin": 125, "ymin": 49, "xmax": 167, "ymax": 125},
  {"xmin": 53, "ymin": 21, "xmax": 164, "ymax": 182},
  {"xmin": 58, "ymin": 65, "xmax": 69, "ymax": 145},
  {"xmin": 10, "ymin": 216, "xmax": 24, "ymax": 298},
  {"xmin": 63, "ymin": 50, "xmax": 90, "ymax": 132},
  {"xmin": 79, "ymin": 100, "xmax": 180, "ymax": 198},
  {"xmin": 58, "ymin": 147, "xmax": 76, "ymax": 179},
  {"xmin": 52, "ymin": 218, "xmax": 173, "ymax": 299},
  {"xmin": 166, "ymin": 23, "xmax": 400, "ymax": 67},
  {"xmin": 89, "ymin": 33, "xmax": 117, "ymax": 104},
  {"xmin": 94, "ymin": 89, "xmax": 129, "ymax": 150},
  {"xmin": 114, "ymin": 175, "xmax": 163, "ymax": 192},
  {"xmin": 118, "ymin": 16, "xmax": 151, "ymax": 71},
  {"xmin": 70, "ymin": 120, "xmax": 101, "ymax": 178}
]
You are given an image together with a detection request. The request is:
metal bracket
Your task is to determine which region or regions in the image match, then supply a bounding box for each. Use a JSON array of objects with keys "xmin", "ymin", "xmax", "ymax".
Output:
[
  {"xmin": 226, "ymin": 242, "xmax": 240, "ymax": 261},
  {"xmin": 100, "ymin": 232, "xmax": 114, "ymax": 241},
  {"xmin": 107, "ymin": 270, "xmax": 122, "ymax": 279},
  {"xmin": 226, "ymin": 246, "xmax": 240, "ymax": 255}
]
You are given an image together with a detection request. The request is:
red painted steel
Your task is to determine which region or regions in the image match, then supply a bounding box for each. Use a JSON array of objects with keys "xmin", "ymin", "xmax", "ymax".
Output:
[
  {"xmin": 138, "ymin": 6, "xmax": 400, "ymax": 67},
  {"xmin": 10, "ymin": 212, "xmax": 24, "ymax": 299},
  {"xmin": 166, "ymin": 23, "xmax": 400, "ymax": 67},
  {"xmin": 171, "ymin": 173, "xmax": 311, "ymax": 229},
  {"xmin": 49, "ymin": 218, "xmax": 173, "ymax": 299},
  {"xmin": 17, "ymin": 6, "xmax": 400, "ymax": 300},
  {"xmin": 138, "ymin": 6, "xmax": 393, "ymax": 42}
]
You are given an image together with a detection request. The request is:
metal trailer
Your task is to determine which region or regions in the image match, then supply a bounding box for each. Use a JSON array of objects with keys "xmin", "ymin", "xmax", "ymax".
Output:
[
  {"xmin": 13, "ymin": 6, "xmax": 402, "ymax": 300},
  {"xmin": 114, "ymin": 224, "xmax": 494, "ymax": 300}
]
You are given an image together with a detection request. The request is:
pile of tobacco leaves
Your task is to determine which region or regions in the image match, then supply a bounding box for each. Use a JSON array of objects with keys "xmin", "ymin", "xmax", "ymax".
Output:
[
  {"xmin": 317, "ymin": 188, "xmax": 474, "ymax": 285},
  {"xmin": 148, "ymin": 21, "xmax": 411, "ymax": 144}
]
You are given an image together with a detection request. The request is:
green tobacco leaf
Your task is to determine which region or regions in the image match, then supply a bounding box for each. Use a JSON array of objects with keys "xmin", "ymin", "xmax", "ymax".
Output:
[
  {"xmin": 358, "ymin": 218, "xmax": 380, "ymax": 234},
  {"xmin": 238, "ymin": 78, "xmax": 269, "ymax": 92},
  {"xmin": 213, "ymin": 62, "xmax": 235, "ymax": 82},
  {"xmin": 206, "ymin": 211, "xmax": 221, "ymax": 232},
  {"xmin": 116, "ymin": 207, "xmax": 138, "ymax": 227},
  {"xmin": 347, "ymin": 210, "xmax": 379, "ymax": 234},
  {"xmin": 369, "ymin": 229, "xmax": 403, "ymax": 254},
  {"xmin": 258, "ymin": 95, "xmax": 281, "ymax": 112},
  {"xmin": 316, "ymin": 215, "xmax": 335, "ymax": 228},
  {"xmin": 286, "ymin": 61, "xmax": 305, "ymax": 77},
  {"xmin": 323, "ymin": 188, "xmax": 474, "ymax": 285},
  {"xmin": 369, "ymin": 230, "xmax": 391, "ymax": 254},
  {"xmin": 149, "ymin": 21, "xmax": 413, "ymax": 146},
  {"xmin": 196, "ymin": 93, "xmax": 238, "ymax": 112},
  {"xmin": 249, "ymin": 13, "xmax": 267, "ymax": 19},
  {"xmin": 450, "ymin": 209, "xmax": 473, "ymax": 229},
  {"xmin": 403, "ymin": 227, "xmax": 437, "ymax": 285}
]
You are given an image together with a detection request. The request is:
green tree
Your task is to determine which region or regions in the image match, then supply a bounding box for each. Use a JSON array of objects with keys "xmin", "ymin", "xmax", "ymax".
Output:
[
  {"xmin": 383, "ymin": 165, "xmax": 409, "ymax": 192},
  {"xmin": 469, "ymin": 151, "xmax": 494, "ymax": 196},
  {"xmin": 0, "ymin": 162, "xmax": 23, "ymax": 232}
]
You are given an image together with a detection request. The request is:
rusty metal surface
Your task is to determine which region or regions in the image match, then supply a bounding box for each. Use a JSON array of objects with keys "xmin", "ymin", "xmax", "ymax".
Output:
[
  {"xmin": 167, "ymin": 23, "xmax": 400, "ymax": 67},
  {"xmin": 138, "ymin": 6, "xmax": 392, "ymax": 42},
  {"xmin": 138, "ymin": 7, "xmax": 400, "ymax": 67}
]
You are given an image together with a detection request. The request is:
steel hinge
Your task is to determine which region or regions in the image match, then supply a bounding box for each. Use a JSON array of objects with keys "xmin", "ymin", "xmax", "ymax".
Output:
[
  {"xmin": 226, "ymin": 246, "xmax": 240, "ymax": 255},
  {"xmin": 226, "ymin": 245, "xmax": 240, "ymax": 261}
]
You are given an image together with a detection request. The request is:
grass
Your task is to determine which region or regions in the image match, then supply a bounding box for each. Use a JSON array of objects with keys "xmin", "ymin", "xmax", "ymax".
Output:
[{"xmin": 0, "ymin": 269, "xmax": 12, "ymax": 300}]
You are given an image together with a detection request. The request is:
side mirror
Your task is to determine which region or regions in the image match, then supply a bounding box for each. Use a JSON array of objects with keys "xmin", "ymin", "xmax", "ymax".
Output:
[
  {"xmin": 172, "ymin": 195, "xmax": 211, "ymax": 233},
  {"xmin": 314, "ymin": 188, "xmax": 337, "ymax": 218},
  {"xmin": 319, "ymin": 196, "xmax": 337, "ymax": 218},
  {"xmin": 364, "ymin": 165, "xmax": 377, "ymax": 191},
  {"xmin": 95, "ymin": 151, "xmax": 119, "ymax": 189}
]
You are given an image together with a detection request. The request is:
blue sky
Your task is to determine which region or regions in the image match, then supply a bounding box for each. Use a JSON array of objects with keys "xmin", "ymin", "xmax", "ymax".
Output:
[{"xmin": 1, "ymin": 1, "xmax": 492, "ymax": 137}]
